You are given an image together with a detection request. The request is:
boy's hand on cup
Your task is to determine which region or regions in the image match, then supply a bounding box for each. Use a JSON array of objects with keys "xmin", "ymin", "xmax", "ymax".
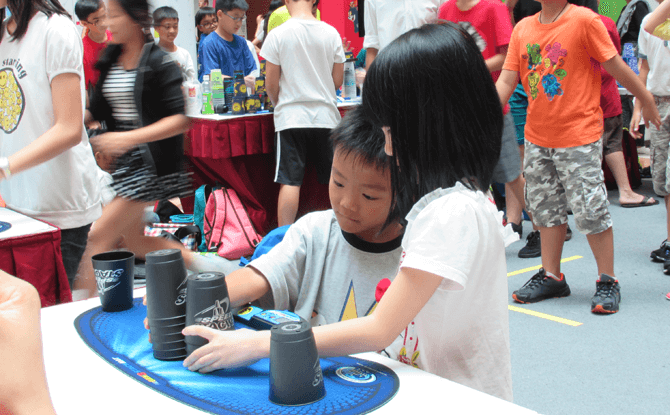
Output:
[
  {"xmin": 244, "ymin": 75, "xmax": 256, "ymax": 95},
  {"xmin": 182, "ymin": 326, "xmax": 265, "ymax": 372}
]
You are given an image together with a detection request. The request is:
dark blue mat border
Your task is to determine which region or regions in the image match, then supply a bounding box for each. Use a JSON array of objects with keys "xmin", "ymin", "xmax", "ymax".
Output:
[{"xmin": 74, "ymin": 299, "xmax": 400, "ymax": 415}]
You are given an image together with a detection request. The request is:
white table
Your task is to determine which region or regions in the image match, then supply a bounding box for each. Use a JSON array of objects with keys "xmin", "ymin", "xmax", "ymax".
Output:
[{"xmin": 41, "ymin": 290, "xmax": 537, "ymax": 415}]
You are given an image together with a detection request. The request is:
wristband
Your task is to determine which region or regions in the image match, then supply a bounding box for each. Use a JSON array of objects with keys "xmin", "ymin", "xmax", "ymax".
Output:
[{"xmin": 0, "ymin": 157, "xmax": 11, "ymax": 179}]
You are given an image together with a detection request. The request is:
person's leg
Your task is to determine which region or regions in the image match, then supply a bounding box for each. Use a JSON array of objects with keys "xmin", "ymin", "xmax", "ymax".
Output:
[
  {"xmin": 538, "ymin": 223, "xmax": 566, "ymax": 277},
  {"xmin": 648, "ymin": 98, "xmax": 670, "ymax": 262},
  {"xmin": 602, "ymin": 115, "xmax": 656, "ymax": 205},
  {"xmin": 60, "ymin": 223, "xmax": 93, "ymax": 291},
  {"xmin": 585, "ymin": 227, "xmax": 614, "ymax": 276},
  {"xmin": 505, "ymin": 175, "xmax": 524, "ymax": 226},
  {"xmin": 277, "ymin": 184, "xmax": 301, "ymax": 226}
]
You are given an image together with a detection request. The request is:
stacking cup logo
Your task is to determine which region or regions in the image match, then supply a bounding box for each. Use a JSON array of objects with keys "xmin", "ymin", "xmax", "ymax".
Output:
[
  {"xmin": 195, "ymin": 298, "xmax": 234, "ymax": 330},
  {"xmin": 176, "ymin": 276, "xmax": 188, "ymax": 306},
  {"xmin": 95, "ymin": 269, "xmax": 124, "ymax": 295},
  {"xmin": 312, "ymin": 359, "xmax": 324, "ymax": 387}
]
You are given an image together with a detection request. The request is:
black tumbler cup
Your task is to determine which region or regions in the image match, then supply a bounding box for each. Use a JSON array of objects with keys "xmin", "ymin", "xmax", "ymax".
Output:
[
  {"xmin": 92, "ymin": 251, "xmax": 134, "ymax": 312},
  {"xmin": 269, "ymin": 320, "xmax": 326, "ymax": 406},
  {"xmin": 185, "ymin": 272, "xmax": 235, "ymax": 356},
  {"xmin": 145, "ymin": 249, "xmax": 189, "ymax": 361}
]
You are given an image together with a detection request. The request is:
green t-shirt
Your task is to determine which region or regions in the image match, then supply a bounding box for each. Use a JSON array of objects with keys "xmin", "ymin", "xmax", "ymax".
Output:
[{"xmin": 267, "ymin": 5, "xmax": 321, "ymax": 33}]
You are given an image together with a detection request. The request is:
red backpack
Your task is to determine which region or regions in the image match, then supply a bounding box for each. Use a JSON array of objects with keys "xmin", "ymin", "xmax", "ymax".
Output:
[{"xmin": 203, "ymin": 187, "xmax": 262, "ymax": 259}]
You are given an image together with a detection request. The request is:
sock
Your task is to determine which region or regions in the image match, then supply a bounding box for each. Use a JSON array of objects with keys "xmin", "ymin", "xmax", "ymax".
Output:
[{"xmin": 545, "ymin": 270, "xmax": 562, "ymax": 281}]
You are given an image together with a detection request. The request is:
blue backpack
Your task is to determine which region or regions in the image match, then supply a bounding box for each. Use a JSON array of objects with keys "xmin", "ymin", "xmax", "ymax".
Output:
[{"xmin": 239, "ymin": 225, "xmax": 291, "ymax": 266}]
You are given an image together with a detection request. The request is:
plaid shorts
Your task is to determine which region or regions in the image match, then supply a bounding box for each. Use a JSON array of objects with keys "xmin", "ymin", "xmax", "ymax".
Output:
[
  {"xmin": 649, "ymin": 96, "xmax": 670, "ymax": 196},
  {"xmin": 524, "ymin": 140, "xmax": 612, "ymax": 234}
]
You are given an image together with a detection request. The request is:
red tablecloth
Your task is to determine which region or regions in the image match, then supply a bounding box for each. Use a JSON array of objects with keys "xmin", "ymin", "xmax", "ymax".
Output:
[
  {"xmin": 184, "ymin": 109, "xmax": 351, "ymax": 233},
  {"xmin": 0, "ymin": 228, "xmax": 71, "ymax": 307}
]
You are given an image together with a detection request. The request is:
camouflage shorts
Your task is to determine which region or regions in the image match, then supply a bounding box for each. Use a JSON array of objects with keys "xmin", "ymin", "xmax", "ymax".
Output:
[
  {"xmin": 524, "ymin": 140, "xmax": 612, "ymax": 234},
  {"xmin": 649, "ymin": 96, "xmax": 670, "ymax": 196}
]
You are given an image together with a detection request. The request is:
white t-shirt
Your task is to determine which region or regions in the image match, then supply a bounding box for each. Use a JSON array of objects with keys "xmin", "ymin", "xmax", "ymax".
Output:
[
  {"xmin": 363, "ymin": 0, "xmax": 443, "ymax": 52},
  {"xmin": 390, "ymin": 183, "xmax": 516, "ymax": 401},
  {"xmin": 0, "ymin": 12, "xmax": 101, "ymax": 229},
  {"xmin": 250, "ymin": 210, "xmax": 403, "ymax": 327},
  {"xmin": 246, "ymin": 40, "xmax": 261, "ymax": 79},
  {"xmin": 161, "ymin": 45, "xmax": 196, "ymax": 82},
  {"xmin": 260, "ymin": 18, "xmax": 346, "ymax": 131},
  {"xmin": 638, "ymin": 15, "xmax": 670, "ymax": 96}
]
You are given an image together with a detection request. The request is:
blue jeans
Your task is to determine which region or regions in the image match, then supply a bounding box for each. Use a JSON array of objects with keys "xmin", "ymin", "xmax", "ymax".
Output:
[{"xmin": 60, "ymin": 223, "xmax": 92, "ymax": 290}]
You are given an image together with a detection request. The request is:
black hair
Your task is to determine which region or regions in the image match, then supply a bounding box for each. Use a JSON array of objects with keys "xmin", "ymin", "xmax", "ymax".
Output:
[
  {"xmin": 113, "ymin": 0, "xmax": 152, "ymax": 31},
  {"xmin": 330, "ymin": 106, "xmax": 389, "ymax": 173},
  {"xmin": 512, "ymin": 0, "xmax": 541, "ymax": 25},
  {"xmin": 74, "ymin": 0, "xmax": 103, "ymax": 21},
  {"xmin": 0, "ymin": 0, "xmax": 70, "ymax": 42},
  {"xmin": 262, "ymin": 0, "xmax": 283, "ymax": 39},
  {"xmin": 195, "ymin": 6, "xmax": 216, "ymax": 26},
  {"xmin": 568, "ymin": 0, "xmax": 599, "ymax": 13},
  {"xmin": 362, "ymin": 22, "xmax": 502, "ymax": 227},
  {"xmin": 215, "ymin": 0, "xmax": 249, "ymax": 14},
  {"xmin": 153, "ymin": 6, "xmax": 179, "ymax": 27}
]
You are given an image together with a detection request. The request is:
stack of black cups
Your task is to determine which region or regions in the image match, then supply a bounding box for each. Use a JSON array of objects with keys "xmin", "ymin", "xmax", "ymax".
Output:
[
  {"xmin": 185, "ymin": 271, "xmax": 235, "ymax": 356},
  {"xmin": 145, "ymin": 249, "xmax": 189, "ymax": 361}
]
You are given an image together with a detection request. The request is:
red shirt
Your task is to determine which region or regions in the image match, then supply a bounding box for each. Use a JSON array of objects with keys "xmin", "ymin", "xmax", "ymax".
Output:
[
  {"xmin": 598, "ymin": 15, "xmax": 623, "ymax": 118},
  {"xmin": 82, "ymin": 30, "xmax": 112, "ymax": 90},
  {"xmin": 439, "ymin": 0, "xmax": 513, "ymax": 113}
]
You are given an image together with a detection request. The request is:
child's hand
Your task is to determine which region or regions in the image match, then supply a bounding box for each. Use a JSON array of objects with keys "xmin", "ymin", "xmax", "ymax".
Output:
[
  {"xmin": 182, "ymin": 326, "xmax": 268, "ymax": 373},
  {"xmin": 342, "ymin": 37, "xmax": 352, "ymax": 54},
  {"xmin": 89, "ymin": 131, "xmax": 132, "ymax": 160},
  {"xmin": 256, "ymin": 14, "xmax": 264, "ymax": 25},
  {"xmin": 642, "ymin": 101, "xmax": 662, "ymax": 131},
  {"xmin": 244, "ymin": 75, "xmax": 256, "ymax": 94},
  {"xmin": 629, "ymin": 109, "xmax": 643, "ymax": 139}
]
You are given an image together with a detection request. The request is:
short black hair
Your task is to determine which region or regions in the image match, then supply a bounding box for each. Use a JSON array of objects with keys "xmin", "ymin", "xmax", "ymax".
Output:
[
  {"xmin": 330, "ymin": 106, "xmax": 389, "ymax": 173},
  {"xmin": 363, "ymin": 23, "xmax": 502, "ymax": 226},
  {"xmin": 195, "ymin": 7, "xmax": 216, "ymax": 26},
  {"xmin": 215, "ymin": 0, "xmax": 249, "ymax": 14},
  {"xmin": 153, "ymin": 6, "xmax": 179, "ymax": 26},
  {"xmin": 74, "ymin": 0, "xmax": 102, "ymax": 21}
]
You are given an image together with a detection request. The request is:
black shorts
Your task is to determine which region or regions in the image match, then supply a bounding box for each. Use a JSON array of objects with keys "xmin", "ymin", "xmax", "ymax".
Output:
[{"xmin": 274, "ymin": 128, "xmax": 333, "ymax": 186}]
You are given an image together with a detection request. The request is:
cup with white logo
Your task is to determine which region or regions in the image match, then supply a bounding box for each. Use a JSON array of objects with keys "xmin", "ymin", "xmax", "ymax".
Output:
[
  {"xmin": 185, "ymin": 272, "xmax": 235, "ymax": 356},
  {"xmin": 269, "ymin": 319, "xmax": 326, "ymax": 406},
  {"xmin": 91, "ymin": 251, "xmax": 135, "ymax": 312},
  {"xmin": 145, "ymin": 249, "xmax": 189, "ymax": 361}
]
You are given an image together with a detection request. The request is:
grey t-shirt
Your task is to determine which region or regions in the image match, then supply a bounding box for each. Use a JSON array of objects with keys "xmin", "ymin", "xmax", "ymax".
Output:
[{"xmin": 249, "ymin": 210, "xmax": 403, "ymax": 326}]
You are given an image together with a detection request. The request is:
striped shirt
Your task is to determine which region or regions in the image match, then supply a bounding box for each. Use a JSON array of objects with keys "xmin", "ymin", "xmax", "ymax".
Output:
[{"xmin": 102, "ymin": 64, "xmax": 139, "ymax": 130}]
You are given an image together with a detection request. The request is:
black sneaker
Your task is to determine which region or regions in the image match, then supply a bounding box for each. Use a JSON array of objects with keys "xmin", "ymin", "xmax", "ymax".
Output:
[
  {"xmin": 565, "ymin": 225, "xmax": 572, "ymax": 241},
  {"xmin": 591, "ymin": 274, "xmax": 620, "ymax": 314},
  {"xmin": 518, "ymin": 230, "xmax": 541, "ymax": 258},
  {"xmin": 512, "ymin": 268, "xmax": 571, "ymax": 303},
  {"xmin": 650, "ymin": 240, "xmax": 670, "ymax": 262},
  {"xmin": 510, "ymin": 222, "xmax": 523, "ymax": 239}
]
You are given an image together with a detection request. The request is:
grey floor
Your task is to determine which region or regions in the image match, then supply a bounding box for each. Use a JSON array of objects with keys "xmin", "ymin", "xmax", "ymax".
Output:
[{"xmin": 506, "ymin": 177, "xmax": 669, "ymax": 414}]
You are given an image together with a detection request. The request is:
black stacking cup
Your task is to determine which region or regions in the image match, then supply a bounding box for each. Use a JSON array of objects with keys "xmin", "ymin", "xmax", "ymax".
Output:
[
  {"xmin": 92, "ymin": 251, "xmax": 134, "ymax": 312},
  {"xmin": 269, "ymin": 320, "xmax": 325, "ymax": 406},
  {"xmin": 145, "ymin": 249, "xmax": 189, "ymax": 360},
  {"xmin": 185, "ymin": 272, "xmax": 235, "ymax": 356}
]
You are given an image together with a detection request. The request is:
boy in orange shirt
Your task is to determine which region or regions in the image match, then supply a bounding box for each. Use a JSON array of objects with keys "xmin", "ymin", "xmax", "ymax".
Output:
[{"xmin": 496, "ymin": 0, "xmax": 660, "ymax": 314}]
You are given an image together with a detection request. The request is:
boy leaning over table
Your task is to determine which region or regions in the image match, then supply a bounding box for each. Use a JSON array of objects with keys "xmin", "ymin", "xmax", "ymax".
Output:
[{"xmin": 145, "ymin": 107, "xmax": 404, "ymax": 338}]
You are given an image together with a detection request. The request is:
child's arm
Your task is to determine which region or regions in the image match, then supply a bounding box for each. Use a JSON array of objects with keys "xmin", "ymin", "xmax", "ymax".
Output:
[
  {"xmin": 644, "ymin": 0, "xmax": 670, "ymax": 35},
  {"xmin": 495, "ymin": 69, "xmax": 519, "ymax": 107},
  {"xmin": 486, "ymin": 45, "xmax": 508, "ymax": 74},
  {"xmin": 182, "ymin": 267, "xmax": 443, "ymax": 372},
  {"xmin": 601, "ymin": 54, "xmax": 660, "ymax": 130},
  {"xmin": 266, "ymin": 62, "xmax": 280, "ymax": 107},
  {"xmin": 629, "ymin": 58, "xmax": 650, "ymax": 139},
  {"xmin": 332, "ymin": 62, "xmax": 344, "ymax": 91},
  {"xmin": 225, "ymin": 266, "xmax": 272, "ymax": 308}
]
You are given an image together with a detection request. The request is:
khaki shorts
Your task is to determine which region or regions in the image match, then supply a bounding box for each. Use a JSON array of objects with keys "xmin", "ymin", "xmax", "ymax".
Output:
[
  {"xmin": 649, "ymin": 96, "xmax": 670, "ymax": 196},
  {"xmin": 524, "ymin": 140, "xmax": 612, "ymax": 235}
]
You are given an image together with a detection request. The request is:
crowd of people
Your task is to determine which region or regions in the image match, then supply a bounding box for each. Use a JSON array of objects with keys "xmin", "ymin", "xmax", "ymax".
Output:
[{"xmin": 1, "ymin": 0, "xmax": 670, "ymax": 412}]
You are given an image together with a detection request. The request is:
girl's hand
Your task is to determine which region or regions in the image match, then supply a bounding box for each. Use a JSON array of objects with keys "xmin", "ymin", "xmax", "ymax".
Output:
[
  {"xmin": 642, "ymin": 101, "xmax": 662, "ymax": 131},
  {"xmin": 89, "ymin": 131, "xmax": 132, "ymax": 160},
  {"xmin": 182, "ymin": 326, "xmax": 268, "ymax": 373},
  {"xmin": 629, "ymin": 108, "xmax": 643, "ymax": 139}
]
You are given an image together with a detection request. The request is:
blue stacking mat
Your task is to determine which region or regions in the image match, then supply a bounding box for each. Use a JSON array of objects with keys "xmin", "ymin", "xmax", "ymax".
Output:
[{"xmin": 75, "ymin": 299, "xmax": 399, "ymax": 414}]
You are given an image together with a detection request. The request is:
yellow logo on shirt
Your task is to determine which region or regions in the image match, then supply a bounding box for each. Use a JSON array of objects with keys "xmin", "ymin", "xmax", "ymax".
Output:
[{"xmin": 0, "ymin": 68, "xmax": 25, "ymax": 134}]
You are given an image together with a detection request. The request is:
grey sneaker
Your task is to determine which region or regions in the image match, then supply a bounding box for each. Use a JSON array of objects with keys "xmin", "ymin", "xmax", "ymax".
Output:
[
  {"xmin": 518, "ymin": 230, "xmax": 541, "ymax": 258},
  {"xmin": 512, "ymin": 268, "xmax": 571, "ymax": 303},
  {"xmin": 591, "ymin": 274, "xmax": 620, "ymax": 314}
]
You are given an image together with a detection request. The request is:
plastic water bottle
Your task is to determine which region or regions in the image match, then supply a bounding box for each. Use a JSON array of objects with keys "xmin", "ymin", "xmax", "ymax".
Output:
[
  {"xmin": 342, "ymin": 59, "xmax": 356, "ymax": 99},
  {"xmin": 201, "ymin": 75, "xmax": 211, "ymax": 113}
]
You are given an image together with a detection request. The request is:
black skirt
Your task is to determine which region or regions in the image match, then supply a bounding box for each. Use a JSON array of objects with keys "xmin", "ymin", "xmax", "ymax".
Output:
[{"xmin": 111, "ymin": 147, "xmax": 192, "ymax": 202}]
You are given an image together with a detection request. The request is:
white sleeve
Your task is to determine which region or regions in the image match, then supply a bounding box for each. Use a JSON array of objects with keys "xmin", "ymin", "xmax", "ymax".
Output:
[
  {"xmin": 248, "ymin": 222, "xmax": 309, "ymax": 311},
  {"xmin": 637, "ymin": 16, "xmax": 649, "ymax": 58},
  {"xmin": 260, "ymin": 30, "xmax": 280, "ymax": 65},
  {"xmin": 182, "ymin": 48, "xmax": 196, "ymax": 81},
  {"xmin": 45, "ymin": 16, "xmax": 84, "ymax": 83},
  {"xmin": 400, "ymin": 198, "xmax": 482, "ymax": 291},
  {"xmin": 363, "ymin": 0, "xmax": 379, "ymax": 49},
  {"xmin": 246, "ymin": 40, "xmax": 261, "ymax": 78}
]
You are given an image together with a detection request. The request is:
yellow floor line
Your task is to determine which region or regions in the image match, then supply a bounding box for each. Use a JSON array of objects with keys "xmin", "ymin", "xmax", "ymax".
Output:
[
  {"xmin": 507, "ymin": 255, "xmax": 583, "ymax": 277},
  {"xmin": 508, "ymin": 305, "xmax": 583, "ymax": 327}
]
